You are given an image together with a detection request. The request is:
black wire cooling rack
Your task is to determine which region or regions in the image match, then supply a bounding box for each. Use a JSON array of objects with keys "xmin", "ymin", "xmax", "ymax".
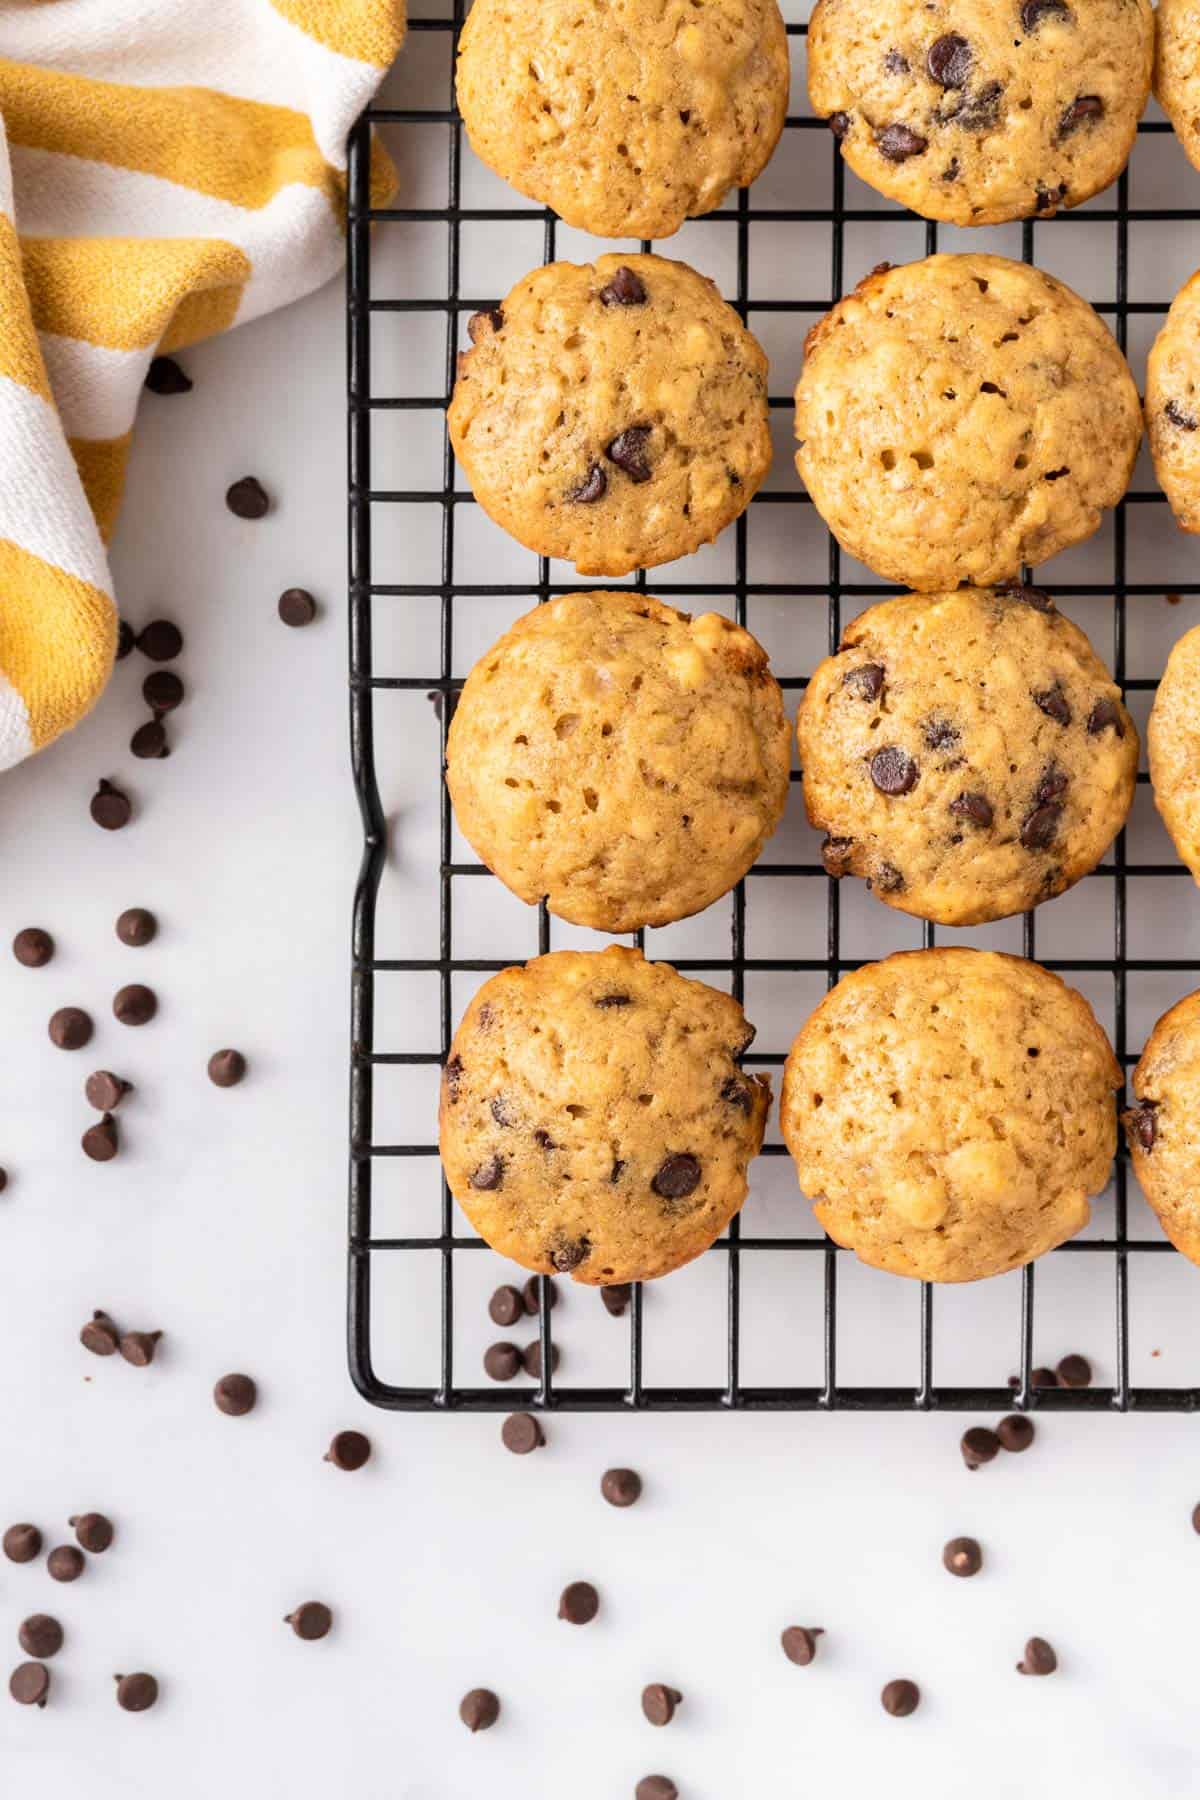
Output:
[{"xmin": 346, "ymin": 6, "xmax": 1200, "ymax": 1413}]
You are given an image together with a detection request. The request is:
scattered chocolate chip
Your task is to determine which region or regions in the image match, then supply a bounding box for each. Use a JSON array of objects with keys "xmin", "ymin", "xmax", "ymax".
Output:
[
  {"xmin": 1166, "ymin": 399, "xmax": 1199, "ymax": 431},
  {"xmin": 0, "ymin": 1169, "xmax": 7, "ymax": 1194},
  {"xmin": 876, "ymin": 122, "xmax": 928, "ymax": 161},
  {"xmin": 997, "ymin": 1413, "xmax": 1035, "ymax": 1452},
  {"xmin": 1125, "ymin": 1099, "xmax": 1158, "ymax": 1151},
  {"xmin": 1059, "ymin": 94, "xmax": 1103, "ymax": 136},
  {"xmin": 606, "ymin": 426, "xmax": 653, "ymax": 484},
  {"xmin": 1021, "ymin": 0, "xmax": 1071, "ymax": 27},
  {"xmin": 18, "ymin": 1615, "xmax": 62, "ymax": 1659},
  {"xmin": 829, "ymin": 111, "xmax": 850, "ymax": 139},
  {"xmin": 208, "ymin": 1048, "xmax": 246, "ymax": 1088},
  {"xmin": 522, "ymin": 1276, "xmax": 558, "ymax": 1315},
  {"xmin": 881, "ymin": 1679, "xmax": 920, "ymax": 1717},
  {"xmin": 961, "ymin": 1426, "xmax": 1000, "ymax": 1470},
  {"xmin": 68, "ymin": 1511, "xmax": 113, "ymax": 1554},
  {"xmin": 226, "ymin": 476, "xmax": 270, "ymax": 519},
  {"xmin": 1192, "ymin": 1502, "xmax": 1200, "ymax": 1534},
  {"xmin": 484, "ymin": 1342, "xmax": 521, "ymax": 1381},
  {"xmin": 489, "ymin": 1285, "xmax": 524, "ymax": 1328},
  {"xmin": 594, "ymin": 992, "xmax": 632, "ymax": 1008},
  {"xmin": 943, "ymin": 1536, "xmax": 983, "ymax": 1577},
  {"xmin": 781, "ymin": 1626, "xmax": 824, "ymax": 1665},
  {"xmin": 459, "ymin": 1687, "xmax": 500, "ymax": 1731},
  {"xmin": 636, "ymin": 1781, "xmax": 678, "ymax": 1800},
  {"xmin": 80, "ymin": 1311, "xmax": 119, "ymax": 1357},
  {"xmin": 9, "ymin": 1662, "xmax": 50, "ymax": 1707},
  {"xmin": 82, "ymin": 1114, "xmax": 119, "ymax": 1163},
  {"xmin": 1086, "ymin": 697, "xmax": 1124, "ymax": 737},
  {"xmin": 90, "ymin": 778, "xmax": 132, "ymax": 830},
  {"xmin": 996, "ymin": 581, "xmax": 1054, "ymax": 612},
  {"xmin": 1056, "ymin": 1352, "xmax": 1091, "ymax": 1389},
  {"xmin": 949, "ymin": 791, "xmax": 993, "ymax": 828},
  {"xmin": 642, "ymin": 1684, "xmax": 682, "ymax": 1726},
  {"xmin": 116, "ymin": 907, "xmax": 157, "ymax": 946},
  {"xmin": 131, "ymin": 718, "xmax": 169, "ymax": 760},
  {"xmin": 550, "ymin": 1238, "xmax": 590, "ymax": 1273},
  {"xmin": 116, "ymin": 619, "xmax": 135, "ymax": 659},
  {"xmin": 558, "ymin": 1581, "xmax": 599, "ymax": 1625},
  {"xmin": 143, "ymin": 670, "xmax": 184, "ymax": 714},
  {"xmin": 1020, "ymin": 799, "xmax": 1063, "ymax": 852},
  {"xmin": 47, "ymin": 1545, "xmax": 84, "ymax": 1583},
  {"xmin": 522, "ymin": 1340, "xmax": 560, "ymax": 1379},
  {"xmin": 1017, "ymin": 1636, "xmax": 1057, "ymax": 1676},
  {"xmin": 601, "ymin": 1283, "xmax": 632, "ymax": 1317},
  {"xmin": 822, "ymin": 835, "xmax": 855, "ymax": 876},
  {"xmin": 85, "ymin": 1071, "xmax": 132, "ymax": 1112},
  {"xmin": 953, "ymin": 78, "xmax": 1002, "ymax": 129},
  {"xmin": 470, "ymin": 1156, "xmax": 503, "ymax": 1191},
  {"xmin": 136, "ymin": 620, "xmax": 183, "ymax": 662},
  {"xmin": 214, "ymin": 1373, "xmax": 257, "ymax": 1416},
  {"xmin": 285, "ymin": 1603, "xmax": 332, "ymax": 1641},
  {"xmin": 113, "ymin": 983, "xmax": 157, "ymax": 1027},
  {"xmin": 1033, "ymin": 685, "xmax": 1071, "ymax": 726},
  {"xmin": 1032, "ymin": 1366, "xmax": 1058, "ymax": 1388},
  {"xmin": 844, "ymin": 662, "xmax": 885, "ymax": 700},
  {"xmin": 601, "ymin": 1468, "xmax": 642, "ymax": 1508},
  {"xmin": 3, "ymin": 1525, "xmax": 42, "ymax": 1564},
  {"xmin": 278, "ymin": 587, "xmax": 318, "ymax": 628},
  {"xmin": 325, "ymin": 1429, "xmax": 371, "ymax": 1471},
  {"xmin": 927, "ymin": 33, "xmax": 971, "ymax": 86},
  {"xmin": 12, "ymin": 928, "xmax": 53, "ymax": 968},
  {"xmin": 49, "ymin": 1007, "xmax": 93, "ymax": 1051},
  {"xmin": 869, "ymin": 746, "xmax": 918, "ymax": 796},
  {"xmin": 467, "ymin": 308, "xmax": 503, "ymax": 343},
  {"xmin": 118, "ymin": 1330, "xmax": 162, "ymax": 1368},
  {"xmin": 145, "ymin": 355, "xmax": 192, "ymax": 395},
  {"xmin": 114, "ymin": 1671, "xmax": 159, "ymax": 1709},
  {"xmin": 652, "ymin": 1153, "xmax": 701, "ymax": 1201},
  {"xmin": 599, "ymin": 266, "xmax": 647, "ymax": 306},
  {"xmin": 568, "ymin": 463, "xmax": 607, "ymax": 504},
  {"xmin": 501, "ymin": 1412, "xmax": 543, "ymax": 1454}
]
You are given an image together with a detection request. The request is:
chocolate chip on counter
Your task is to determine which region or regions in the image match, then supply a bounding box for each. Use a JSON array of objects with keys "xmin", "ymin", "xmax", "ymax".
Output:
[
  {"xmin": 606, "ymin": 426, "xmax": 653, "ymax": 483},
  {"xmin": 568, "ymin": 463, "xmax": 607, "ymax": 504},
  {"xmin": 0, "ymin": 1168, "xmax": 6, "ymax": 1194},
  {"xmin": 927, "ymin": 33, "xmax": 971, "ymax": 86},
  {"xmin": 214, "ymin": 1373, "xmax": 257, "ymax": 1416},
  {"xmin": 1086, "ymin": 697, "xmax": 1124, "ymax": 737},
  {"xmin": 470, "ymin": 1156, "xmax": 503, "ymax": 1191},
  {"xmin": 558, "ymin": 1581, "xmax": 599, "ymax": 1625},
  {"xmin": 91, "ymin": 779, "xmax": 132, "ymax": 830},
  {"xmin": 268, "ymin": 587, "xmax": 317, "ymax": 633},
  {"xmin": 489, "ymin": 1285, "xmax": 524, "ymax": 1328},
  {"xmin": 1021, "ymin": 0, "xmax": 1071, "ymax": 26},
  {"xmin": 1059, "ymin": 94, "xmax": 1103, "ymax": 136},
  {"xmin": 1125, "ymin": 1100, "xmax": 1158, "ymax": 1151},
  {"xmin": 9, "ymin": 1662, "xmax": 50, "ymax": 1707},
  {"xmin": 86, "ymin": 1071, "xmax": 132, "ymax": 1112},
  {"xmin": 131, "ymin": 718, "xmax": 169, "ymax": 760},
  {"xmin": 869, "ymin": 746, "xmax": 918, "ymax": 796},
  {"xmin": 636, "ymin": 1780, "xmax": 678, "ymax": 1800},
  {"xmin": 652, "ymin": 1154, "xmax": 701, "ymax": 1201},
  {"xmin": 781, "ymin": 1626, "xmax": 824, "ymax": 1666},
  {"xmin": 1032, "ymin": 1366, "xmax": 1058, "ymax": 1388},
  {"xmin": 484, "ymin": 1342, "xmax": 522, "ymax": 1381},
  {"xmin": 949, "ymin": 792, "xmax": 993, "ymax": 828},
  {"xmin": 996, "ymin": 580, "xmax": 1054, "ymax": 613},
  {"xmin": 82, "ymin": 1114, "xmax": 119, "ymax": 1163},
  {"xmin": 522, "ymin": 1340, "xmax": 560, "ymax": 1379},
  {"xmin": 996, "ymin": 1413, "xmax": 1035, "ymax": 1452},
  {"xmin": 113, "ymin": 984, "xmax": 157, "ymax": 1026},
  {"xmin": 3, "ymin": 1524, "xmax": 42, "ymax": 1564},
  {"xmin": 143, "ymin": 670, "xmax": 184, "ymax": 714},
  {"xmin": 47, "ymin": 1545, "xmax": 84, "ymax": 1583},
  {"xmin": 459, "ymin": 1687, "xmax": 501, "ymax": 1732},
  {"xmin": 114, "ymin": 1671, "xmax": 159, "ymax": 1710},
  {"xmin": 943, "ymin": 1536, "xmax": 983, "ymax": 1577},
  {"xmin": 1016, "ymin": 1636, "xmax": 1057, "ymax": 1676},
  {"xmin": 18, "ymin": 1615, "xmax": 63, "ymax": 1659},
  {"xmin": 601, "ymin": 1283, "xmax": 632, "ymax": 1317},
  {"xmin": 208, "ymin": 1049, "xmax": 247, "ymax": 1088},
  {"xmin": 641, "ymin": 1684, "xmax": 682, "ymax": 1726},
  {"xmin": 467, "ymin": 307, "xmax": 503, "ymax": 343},
  {"xmin": 960, "ymin": 1426, "xmax": 1000, "ymax": 1470},
  {"xmin": 116, "ymin": 906, "xmax": 157, "ymax": 946},
  {"xmin": 284, "ymin": 1603, "xmax": 332, "ymax": 1641},
  {"xmin": 501, "ymin": 1411, "xmax": 544, "ymax": 1455},
  {"xmin": 1191, "ymin": 1502, "xmax": 1200, "ymax": 1534},
  {"xmin": 136, "ymin": 620, "xmax": 183, "ymax": 662},
  {"xmin": 522, "ymin": 1275, "xmax": 558, "ymax": 1316},
  {"xmin": 116, "ymin": 620, "xmax": 135, "ymax": 660},
  {"xmin": 601, "ymin": 1467, "xmax": 642, "ymax": 1508},
  {"xmin": 829, "ymin": 111, "xmax": 850, "ymax": 139},
  {"xmin": 881, "ymin": 1678, "xmax": 920, "ymax": 1717},
  {"xmin": 12, "ymin": 928, "xmax": 53, "ymax": 968},
  {"xmin": 1056, "ymin": 1353, "xmax": 1091, "ymax": 1389},
  {"xmin": 1033, "ymin": 685, "xmax": 1072, "ymax": 726},
  {"xmin": 70, "ymin": 1512, "xmax": 114, "ymax": 1553},
  {"xmin": 118, "ymin": 1330, "xmax": 163, "ymax": 1367},
  {"xmin": 325, "ymin": 1430, "xmax": 372, "ymax": 1472},
  {"xmin": 49, "ymin": 1007, "xmax": 93, "ymax": 1051},
  {"xmin": 843, "ymin": 661, "xmax": 885, "ymax": 700},
  {"xmin": 599, "ymin": 266, "xmax": 647, "ymax": 307},
  {"xmin": 876, "ymin": 123, "xmax": 928, "ymax": 161},
  {"xmin": 226, "ymin": 476, "xmax": 270, "ymax": 519},
  {"xmin": 80, "ymin": 1311, "xmax": 120, "ymax": 1357},
  {"xmin": 145, "ymin": 355, "xmax": 192, "ymax": 395},
  {"xmin": 1166, "ymin": 399, "xmax": 1199, "ymax": 431}
]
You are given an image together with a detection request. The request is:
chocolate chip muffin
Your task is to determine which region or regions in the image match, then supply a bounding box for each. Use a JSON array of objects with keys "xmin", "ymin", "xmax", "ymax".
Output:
[
  {"xmin": 1146, "ymin": 271, "xmax": 1200, "ymax": 532},
  {"xmin": 448, "ymin": 255, "xmax": 771, "ymax": 577},
  {"xmin": 439, "ymin": 948, "xmax": 770, "ymax": 1286},
  {"xmin": 446, "ymin": 592, "xmax": 791, "ymax": 932},
  {"xmin": 780, "ymin": 949, "xmax": 1121, "ymax": 1283},
  {"xmin": 808, "ymin": 0, "xmax": 1153, "ymax": 226},
  {"xmin": 798, "ymin": 585, "xmax": 1137, "ymax": 925},
  {"xmin": 1156, "ymin": 0, "xmax": 1200, "ymax": 178},
  {"xmin": 455, "ymin": 0, "xmax": 789, "ymax": 240},
  {"xmin": 1148, "ymin": 622, "xmax": 1200, "ymax": 884},
  {"xmin": 794, "ymin": 255, "xmax": 1142, "ymax": 591},
  {"xmin": 1125, "ymin": 989, "xmax": 1200, "ymax": 1266}
]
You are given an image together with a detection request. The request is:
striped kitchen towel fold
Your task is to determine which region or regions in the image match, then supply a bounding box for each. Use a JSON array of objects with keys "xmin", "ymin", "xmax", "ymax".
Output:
[{"xmin": 0, "ymin": 0, "xmax": 404, "ymax": 771}]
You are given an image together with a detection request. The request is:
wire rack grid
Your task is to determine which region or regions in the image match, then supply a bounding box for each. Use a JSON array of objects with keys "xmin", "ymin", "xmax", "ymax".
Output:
[{"xmin": 346, "ymin": 2, "xmax": 1200, "ymax": 1413}]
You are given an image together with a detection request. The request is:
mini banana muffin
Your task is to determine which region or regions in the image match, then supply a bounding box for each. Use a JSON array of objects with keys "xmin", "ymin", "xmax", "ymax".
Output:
[
  {"xmin": 455, "ymin": 0, "xmax": 789, "ymax": 240},
  {"xmin": 439, "ymin": 947, "xmax": 771, "ymax": 1285},
  {"xmin": 794, "ymin": 255, "xmax": 1142, "ymax": 591},
  {"xmin": 780, "ymin": 948, "xmax": 1121, "ymax": 1282},
  {"xmin": 798, "ymin": 585, "xmax": 1137, "ymax": 925},
  {"xmin": 449, "ymin": 255, "xmax": 771, "ymax": 577},
  {"xmin": 1125, "ymin": 989, "xmax": 1200, "ymax": 1266},
  {"xmin": 1146, "ymin": 271, "xmax": 1200, "ymax": 532},
  {"xmin": 446, "ymin": 592, "xmax": 791, "ymax": 932},
  {"xmin": 1148, "ymin": 622, "xmax": 1200, "ymax": 883},
  {"xmin": 808, "ymin": 0, "xmax": 1153, "ymax": 226},
  {"xmin": 1156, "ymin": 0, "xmax": 1200, "ymax": 177}
]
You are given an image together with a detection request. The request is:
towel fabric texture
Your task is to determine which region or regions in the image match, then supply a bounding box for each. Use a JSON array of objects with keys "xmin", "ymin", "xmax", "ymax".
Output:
[{"xmin": 0, "ymin": 0, "xmax": 404, "ymax": 771}]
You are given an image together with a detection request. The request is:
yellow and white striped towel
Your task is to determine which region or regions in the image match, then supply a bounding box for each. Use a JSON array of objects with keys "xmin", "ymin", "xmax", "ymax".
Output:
[{"xmin": 0, "ymin": 0, "xmax": 404, "ymax": 772}]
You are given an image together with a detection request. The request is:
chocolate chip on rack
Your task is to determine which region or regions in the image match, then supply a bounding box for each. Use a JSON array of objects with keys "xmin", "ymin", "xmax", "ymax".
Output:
[
  {"xmin": 488, "ymin": 1285, "xmax": 524, "ymax": 1327},
  {"xmin": 484, "ymin": 1343, "xmax": 520, "ymax": 1381},
  {"xmin": 1056, "ymin": 1352, "xmax": 1092, "ymax": 1388},
  {"xmin": 601, "ymin": 1284, "xmax": 632, "ymax": 1317},
  {"xmin": 523, "ymin": 1276, "xmax": 558, "ymax": 1316},
  {"xmin": 522, "ymin": 1341, "xmax": 560, "ymax": 1379}
]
